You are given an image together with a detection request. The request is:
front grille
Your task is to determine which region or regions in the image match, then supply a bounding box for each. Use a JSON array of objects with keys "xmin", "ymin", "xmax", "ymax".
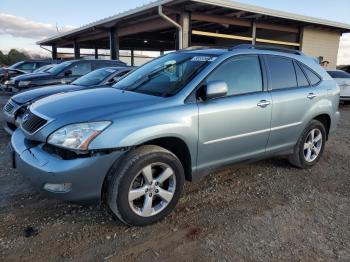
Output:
[
  {"xmin": 21, "ymin": 110, "xmax": 48, "ymax": 134},
  {"xmin": 3, "ymin": 100, "xmax": 15, "ymax": 113}
]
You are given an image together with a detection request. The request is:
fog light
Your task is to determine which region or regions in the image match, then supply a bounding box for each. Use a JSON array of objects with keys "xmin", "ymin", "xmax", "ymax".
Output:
[{"xmin": 43, "ymin": 183, "xmax": 72, "ymax": 193}]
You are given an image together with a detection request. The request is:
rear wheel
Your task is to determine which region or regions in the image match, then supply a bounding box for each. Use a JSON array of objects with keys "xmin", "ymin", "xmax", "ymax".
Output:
[
  {"xmin": 106, "ymin": 145, "xmax": 185, "ymax": 226},
  {"xmin": 288, "ymin": 120, "xmax": 326, "ymax": 168}
]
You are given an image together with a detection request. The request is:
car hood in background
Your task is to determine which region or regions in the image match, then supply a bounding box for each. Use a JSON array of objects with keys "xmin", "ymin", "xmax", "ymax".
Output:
[
  {"xmin": 13, "ymin": 72, "xmax": 53, "ymax": 81},
  {"xmin": 12, "ymin": 84, "xmax": 85, "ymax": 104},
  {"xmin": 31, "ymin": 88, "xmax": 164, "ymax": 120}
]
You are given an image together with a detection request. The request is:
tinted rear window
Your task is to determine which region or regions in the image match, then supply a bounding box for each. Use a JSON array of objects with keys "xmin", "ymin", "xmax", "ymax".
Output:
[
  {"xmin": 294, "ymin": 62, "xmax": 309, "ymax": 87},
  {"xmin": 302, "ymin": 65, "xmax": 321, "ymax": 85},
  {"xmin": 327, "ymin": 70, "xmax": 350, "ymax": 79},
  {"xmin": 266, "ymin": 56, "xmax": 297, "ymax": 90}
]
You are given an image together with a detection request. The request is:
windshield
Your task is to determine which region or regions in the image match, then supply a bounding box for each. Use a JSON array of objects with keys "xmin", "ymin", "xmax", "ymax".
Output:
[
  {"xmin": 9, "ymin": 61, "xmax": 25, "ymax": 69},
  {"xmin": 48, "ymin": 61, "xmax": 73, "ymax": 75},
  {"xmin": 34, "ymin": 65, "xmax": 52, "ymax": 73},
  {"xmin": 113, "ymin": 52, "xmax": 217, "ymax": 97},
  {"xmin": 72, "ymin": 68, "xmax": 117, "ymax": 86}
]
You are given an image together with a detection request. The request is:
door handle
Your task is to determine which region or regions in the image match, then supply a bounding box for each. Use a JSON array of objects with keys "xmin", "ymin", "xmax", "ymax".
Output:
[
  {"xmin": 307, "ymin": 93, "xmax": 317, "ymax": 100},
  {"xmin": 257, "ymin": 100, "xmax": 271, "ymax": 108}
]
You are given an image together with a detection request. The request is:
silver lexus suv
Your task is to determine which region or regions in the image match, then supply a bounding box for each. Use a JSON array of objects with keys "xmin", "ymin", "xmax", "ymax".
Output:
[{"xmin": 9, "ymin": 45, "xmax": 340, "ymax": 226}]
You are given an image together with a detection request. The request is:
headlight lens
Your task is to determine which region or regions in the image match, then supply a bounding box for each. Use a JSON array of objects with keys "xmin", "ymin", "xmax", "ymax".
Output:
[
  {"xmin": 47, "ymin": 121, "xmax": 111, "ymax": 150},
  {"xmin": 19, "ymin": 81, "xmax": 32, "ymax": 87}
]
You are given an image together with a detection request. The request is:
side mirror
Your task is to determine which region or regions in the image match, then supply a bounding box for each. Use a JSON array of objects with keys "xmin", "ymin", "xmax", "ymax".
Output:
[
  {"xmin": 205, "ymin": 80, "xmax": 228, "ymax": 100},
  {"xmin": 64, "ymin": 70, "xmax": 72, "ymax": 77}
]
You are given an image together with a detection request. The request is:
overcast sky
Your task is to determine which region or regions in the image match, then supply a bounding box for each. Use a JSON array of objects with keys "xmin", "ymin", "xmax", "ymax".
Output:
[{"xmin": 0, "ymin": 0, "xmax": 349, "ymax": 65}]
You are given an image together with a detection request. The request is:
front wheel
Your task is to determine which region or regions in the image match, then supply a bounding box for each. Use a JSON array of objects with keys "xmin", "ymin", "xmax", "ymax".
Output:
[
  {"xmin": 288, "ymin": 120, "xmax": 326, "ymax": 168},
  {"xmin": 106, "ymin": 145, "xmax": 185, "ymax": 226}
]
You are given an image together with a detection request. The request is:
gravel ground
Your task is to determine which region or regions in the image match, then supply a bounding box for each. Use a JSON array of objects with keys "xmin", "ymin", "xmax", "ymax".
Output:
[{"xmin": 0, "ymin": 94, "xmax": 349, "ymax": 261}]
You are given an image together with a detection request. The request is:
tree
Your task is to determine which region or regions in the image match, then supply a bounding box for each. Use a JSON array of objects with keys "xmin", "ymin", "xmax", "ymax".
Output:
[
  {"xmin": 0, "ymin": 50, "xmax": 8, "ymax": 66},
  {"xmin": 6, "ymin": 49, "xmax": 30, "ymax": 65}
]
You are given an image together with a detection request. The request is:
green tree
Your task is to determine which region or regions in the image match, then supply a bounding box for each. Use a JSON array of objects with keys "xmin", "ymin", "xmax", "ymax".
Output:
[
  {"xmin": 6, "ymin": 49, "xmax": 30, "ymax": 65},
  {"xmin": 0, "ymin": 50, "xmax": 8, "ymax": 66}
]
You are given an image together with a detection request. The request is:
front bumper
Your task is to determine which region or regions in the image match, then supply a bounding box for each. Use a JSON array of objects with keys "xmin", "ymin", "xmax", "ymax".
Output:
[{"xmin": 11, "ymin": 129, "xmax": 125, "ymax": 202}]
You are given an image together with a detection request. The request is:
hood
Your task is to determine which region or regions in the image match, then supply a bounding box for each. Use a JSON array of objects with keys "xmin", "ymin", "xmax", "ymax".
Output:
[
  {"xmin": 13, "ymin": 72, "xmax": 52, "ymax": 81},
  {"xmin": 12, "ymin": 84, "xmax": 84, "ymax": 104},
  {"xmin": 31, "ymin": 88, "xmax": 164, "ymax": 121}
]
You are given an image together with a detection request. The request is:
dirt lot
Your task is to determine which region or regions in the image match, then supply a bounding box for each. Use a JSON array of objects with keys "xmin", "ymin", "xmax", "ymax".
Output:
[{"xmin": 0, "ymin": 94, "xmax": 349, "ymax": 262}]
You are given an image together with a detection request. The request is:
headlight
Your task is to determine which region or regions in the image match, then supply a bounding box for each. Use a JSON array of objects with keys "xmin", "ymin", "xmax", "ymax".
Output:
[
  {"xmin": 18, "ymin": 81, "xmax": 32, "ymax": 87},
  {"xmin": 47, "ymin": 121, "xmax": 111, "ymax": 150}
]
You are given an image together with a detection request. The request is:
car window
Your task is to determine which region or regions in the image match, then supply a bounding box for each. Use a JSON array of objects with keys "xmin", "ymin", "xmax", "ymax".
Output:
[
  {"xmin": 301, "ymin": 64, "xmax": 321, "ymax": 86},
  {"xmin": 327, "ymin": 70, "xmax": 350, "ymax": 79},
  {"xmin": 206, "ymin": 55, "xmax": 263, "ymax": 96},
  {"xmin": 16, "ymin": 62, "xmax": 36, "ymax": 71},
  {"xmin": 294, "ymin": 62, "xmax": 310, "ymax": 87},
  {"xmin": 266, "ymin": 56, "xmax": 297, "ymax": 90},
  {"xmin": 70, "ymin": 62, "xmax": 92, "ymax": 76}
]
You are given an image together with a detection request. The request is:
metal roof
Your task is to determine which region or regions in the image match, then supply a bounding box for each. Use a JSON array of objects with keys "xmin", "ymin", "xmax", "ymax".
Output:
[{"xmin": 37, "ymin": 0, "xmax": 350, "ymax": 46}]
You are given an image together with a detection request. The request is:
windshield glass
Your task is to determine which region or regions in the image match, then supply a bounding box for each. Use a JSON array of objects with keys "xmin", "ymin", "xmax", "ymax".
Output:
[
  {"xmin": 9, "ymin": 61, "xmax": 25, "ymax": 69},
  {"xmin": 72, "ymin": 68, "xmax": 117, "ymax": 86},
  {"xmin": 47, "ymin": 61, "xmax": 73, "ymax": 75},
  {"xmin": 113, "ymin": 52, "xmax": 217, "ymax": 97},
  {"xmin": 34, "ymin": 64, "xmax": 52, "ymax": 73}
]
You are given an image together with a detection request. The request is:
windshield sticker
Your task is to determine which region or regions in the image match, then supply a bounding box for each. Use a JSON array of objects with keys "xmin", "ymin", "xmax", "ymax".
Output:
[{"xmin": 191, "ymin": 56, "xmax": 217, "ymax": 62}]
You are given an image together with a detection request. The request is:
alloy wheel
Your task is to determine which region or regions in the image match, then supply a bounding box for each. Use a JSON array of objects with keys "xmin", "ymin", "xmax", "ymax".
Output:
[
  {"xmin": 303, "ymin": 128, "xmax": 323, "ymax": 162},
  {"xmin": 128, "ymin": 162, "xmax": 176, "ymax": 217}
]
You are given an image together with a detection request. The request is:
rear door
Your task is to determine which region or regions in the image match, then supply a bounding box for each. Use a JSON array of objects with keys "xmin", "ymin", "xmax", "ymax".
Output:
[
  {"xmin": 197, "ymin": 55, "xmax": 272, "ymax": 170},
  {"xmin": 264, "ymin": 55, "xmax": 322, "ymax": 153}
]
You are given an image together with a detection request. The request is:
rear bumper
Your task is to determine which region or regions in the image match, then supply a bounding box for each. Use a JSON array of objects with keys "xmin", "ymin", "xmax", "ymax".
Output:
[
  {"xmin": 329, "ymin": 111, "xmax": 340, "ymax": 135},
  {"xmin": 11, "ymin": 129, "xmax": 125, "ymax": 202}
]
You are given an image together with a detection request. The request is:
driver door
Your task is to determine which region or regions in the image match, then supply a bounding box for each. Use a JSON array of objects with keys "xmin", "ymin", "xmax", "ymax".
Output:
[{"xmin": 197, "ymin": 55, "xmax": 272, "ymax": 170}]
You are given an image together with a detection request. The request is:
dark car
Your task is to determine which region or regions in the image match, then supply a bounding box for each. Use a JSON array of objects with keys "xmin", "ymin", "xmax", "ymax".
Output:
[
  {"xmin": 0, "ymin": 68, "xmax": 26, "ymax": 88},
  {"xmin": 1, "ymin": 60, "xmax": 60, "ymax": 87},
  {"xmin": 3, "ymin": 66, "xmax": 134, "ymax": 134},
  {"xmin": 6, "ymin": 59, "xmax": 127, "ymax": 92}
]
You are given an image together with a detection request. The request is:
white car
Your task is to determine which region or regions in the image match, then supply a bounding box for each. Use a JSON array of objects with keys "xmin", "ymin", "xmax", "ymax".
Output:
[{"xmin": 327, "ymin": 70, "xmax": 350, "ymax": 101}]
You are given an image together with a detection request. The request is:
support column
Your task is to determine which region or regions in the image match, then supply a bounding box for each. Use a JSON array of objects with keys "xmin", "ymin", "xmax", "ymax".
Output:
[
  {"xmin": 52, "ymin": 44, "xmax": 57, "ymax": 60},
  {"xmin": 130, "ymin": 49, "xmax": 134, "ymax": 66},
  {"xmin": 160, "ymin": 50, "xmax": 164, "ymax": 55},
  {"xmin": 94, "ymin": 46, "xmax": 98, "ymax": 59},
  {"xmin": 251, "ymin": 21, "xmax": 257, "ymax": 45},
  {"xmin": 110, "ymin": 26, "xmax": 119, "ymax": 60},
  {"xmin": 180, "ymin": 12, "xmax": 191, "ymax": 49},
  {"xmin": 74, "ymin": 40, "xmax": 80, "ymax": 59},
  {"xmin": 175, "ymin": 15, "xmax": 180, "ymax": 50}
]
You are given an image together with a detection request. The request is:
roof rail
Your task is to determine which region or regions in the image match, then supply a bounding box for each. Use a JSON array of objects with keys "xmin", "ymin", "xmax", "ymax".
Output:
[{"xmin": 229, "ymin": 44, "xmax": 304, "ymax": 55}]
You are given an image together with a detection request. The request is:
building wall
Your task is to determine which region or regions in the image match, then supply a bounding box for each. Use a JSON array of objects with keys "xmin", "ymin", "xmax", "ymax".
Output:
[{"xmin": 301, "ymin": 27, "xmax": 341, "ymax": 69}]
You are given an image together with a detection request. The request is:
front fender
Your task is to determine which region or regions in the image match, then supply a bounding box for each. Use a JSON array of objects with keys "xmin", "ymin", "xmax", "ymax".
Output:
[{"xmin": 88, "ymin": 103, "xmax": 199, "ymax": 162}]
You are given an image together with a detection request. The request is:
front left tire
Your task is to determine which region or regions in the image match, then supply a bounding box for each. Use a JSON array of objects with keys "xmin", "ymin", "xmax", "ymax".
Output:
[{"xmin": 106, "ymin": 145, "xmax": 185, "ymax": 226}]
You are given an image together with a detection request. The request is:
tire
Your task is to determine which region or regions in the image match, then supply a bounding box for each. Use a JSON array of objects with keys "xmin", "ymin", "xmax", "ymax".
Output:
[
  {"xmin": 106, "ymin": 145, "xmax": 185, "ymax": 226},
  {"xmin": 288, "ymin": 120, "xmax": 326, "ymax": 169}
]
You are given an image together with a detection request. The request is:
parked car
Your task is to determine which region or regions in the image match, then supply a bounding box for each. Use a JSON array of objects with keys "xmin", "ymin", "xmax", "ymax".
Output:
[
  {"xmin": 10, "ymin": 46, "xmax": 340, "ymax": 226},
  {"xmin": 6, "ymin": 59, "xmax": 127, "ymax": 92},
  {"xmin": 2, "ymin": 60, "xmax": 58, "ymax": 73},
  {"xmin": 0, "ymin": 68, "xmax": 26, "ymax": 88},
  {"xmin": 3, "ymin": 67, "xmax": 134, "ymax": 134},
  {"xmin": 327, "ymin": 70, "xmax": 350, "ymax": 101}
]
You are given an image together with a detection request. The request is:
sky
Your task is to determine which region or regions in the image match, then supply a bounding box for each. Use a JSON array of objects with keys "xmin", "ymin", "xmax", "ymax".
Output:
[{"xmin": 0, "ymin": 0, "xmax": 349, "ymax": 64}]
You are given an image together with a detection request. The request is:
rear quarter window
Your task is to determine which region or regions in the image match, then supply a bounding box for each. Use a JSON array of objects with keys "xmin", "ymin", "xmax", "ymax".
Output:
[{"xmin": 301, "ymin": 64, "xmax": 321, "ymax": 86}]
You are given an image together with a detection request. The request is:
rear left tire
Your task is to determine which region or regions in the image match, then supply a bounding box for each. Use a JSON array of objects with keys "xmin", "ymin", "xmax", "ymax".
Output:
[{"xmin": 288, "ymin": 120, "xmax": 326, "ymax": 169}]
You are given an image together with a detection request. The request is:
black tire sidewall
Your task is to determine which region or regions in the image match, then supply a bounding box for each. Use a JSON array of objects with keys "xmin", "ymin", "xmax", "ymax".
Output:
[
  {"xmin": 108, "ymin": 147, "xmax": 185, "ymax": 226},
  {"xmin": 297, "ymin": 120, "xmax": 326, "ymax": 168}
]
